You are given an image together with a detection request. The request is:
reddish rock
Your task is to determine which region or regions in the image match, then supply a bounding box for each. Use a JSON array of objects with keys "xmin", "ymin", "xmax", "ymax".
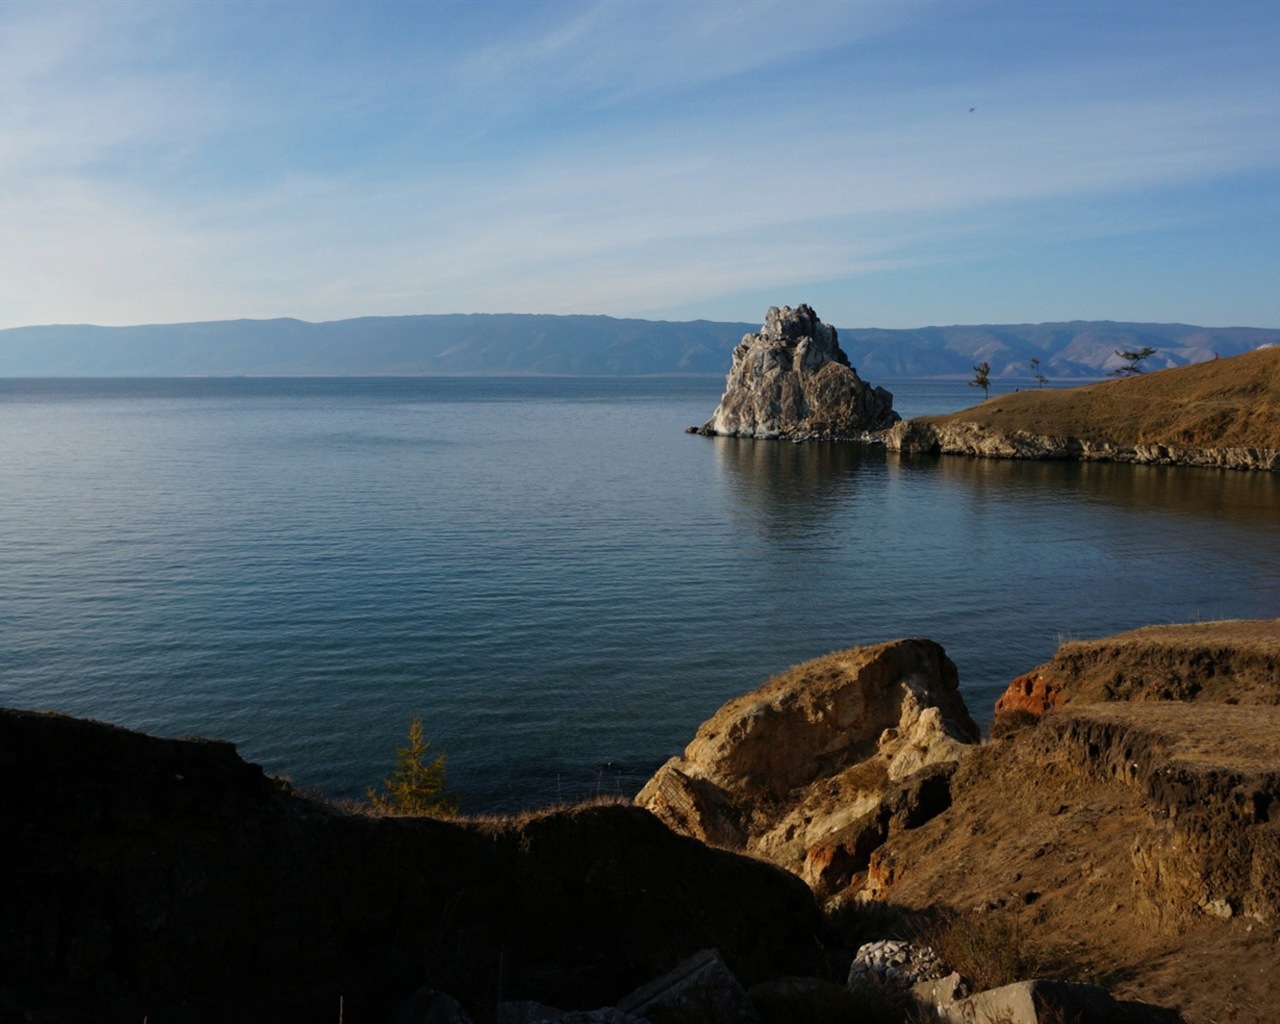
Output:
[
  {"xmin": 802, "ymin": 818, "xmax": 882, "ymax": 893},
  {"xmin": 863, "ymin": 846, "xmax": 900, "ymax": 899},
  {"xmin": 994, "ymin": 671, "xmax": 1063, "ymax": 720}
]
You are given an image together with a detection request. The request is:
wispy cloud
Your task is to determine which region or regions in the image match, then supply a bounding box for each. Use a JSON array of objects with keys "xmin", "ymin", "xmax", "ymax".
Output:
[
  {"xmin": 0, "ymin": 4, "xmax": 226, "ymax": 176},
  {"xmin": 1, "ymin": 0, "xmax": 1277, "ymax": 329},
  {"xmin": 453, "ymin": 0, "xmax": 921, "ymax": 105}
]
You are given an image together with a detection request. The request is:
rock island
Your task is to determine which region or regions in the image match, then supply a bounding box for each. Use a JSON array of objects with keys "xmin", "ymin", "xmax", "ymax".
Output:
[{"xmin": 694, "ymin": 304, "xmax": 899, "ymax": 440}]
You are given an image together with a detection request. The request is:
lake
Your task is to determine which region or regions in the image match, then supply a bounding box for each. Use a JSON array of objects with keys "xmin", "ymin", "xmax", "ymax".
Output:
[{"xmin": 2, "ymin": 376, "xmax": 1278, "ymax": 811}]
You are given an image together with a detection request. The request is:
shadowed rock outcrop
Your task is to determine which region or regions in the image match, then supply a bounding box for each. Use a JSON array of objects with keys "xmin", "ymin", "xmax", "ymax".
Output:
[
  {"xmin": 697, "ymin": 305, "xmax": 898, "ymax": 440},
  {"xmin": 0, "ymin": 709, "xmax": 822, "ymax": 1024},
  {"xmin": 635, "ymin": 639, "xmax": 981, "ymax": 892}
]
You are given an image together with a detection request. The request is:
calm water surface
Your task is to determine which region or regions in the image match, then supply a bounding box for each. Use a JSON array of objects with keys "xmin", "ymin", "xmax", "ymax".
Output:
[{"xmin": 2, "ymin": 376, "xmax": 1278, "ymax": 810}]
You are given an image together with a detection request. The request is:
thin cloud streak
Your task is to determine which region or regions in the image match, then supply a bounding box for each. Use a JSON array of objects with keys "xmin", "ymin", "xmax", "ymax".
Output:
[
  {"xmin": 454, "ymin": 0, "xmax": 920, "ymax": 108},
  {"xmin": 0, "ymin": 1, "xmax": 1277, "ymax": 329}
]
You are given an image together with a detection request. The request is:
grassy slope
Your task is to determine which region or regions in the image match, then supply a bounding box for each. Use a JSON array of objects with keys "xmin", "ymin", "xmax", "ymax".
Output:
[
  {"xmin": 866, "ymin": 618, "xmax": 1280, "ymax": 1024},
  {"xmin": 924, "ymin": 346, "xmax": 1280, "ymax": 449}
]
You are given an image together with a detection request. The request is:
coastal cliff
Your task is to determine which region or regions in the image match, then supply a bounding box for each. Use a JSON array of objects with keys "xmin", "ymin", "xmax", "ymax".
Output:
[
  {"xmin": 887, "ymin": 345, "xmax": 1280, "ymax": 471},
  {"xmin": 637, "ymin": 620, "xmax": 1280, "ymax": 1024},
  {"xmin": 7, "ymin": 620, "xmax": 1280, "ymax": 1022},
  {"xmin": 697, "ymin": 304, "xmax": 899, "ymax": 440}
]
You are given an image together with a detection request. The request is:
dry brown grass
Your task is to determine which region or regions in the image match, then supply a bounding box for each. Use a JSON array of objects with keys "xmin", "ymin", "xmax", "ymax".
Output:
[
  {"xmin": 458, "ymin": 792, "xmax": 633, "ymax": 835},
  {"xmin": 926, "ymin": 346, "xmax": 1280, "ymax": 449},
  {"xmin": 1046, "ymin": 618, "xmax": 1280, "ymax": 707},
  {"xmin": 910, "ymin": 906, "xmax": 1063, "ymax": 993}
]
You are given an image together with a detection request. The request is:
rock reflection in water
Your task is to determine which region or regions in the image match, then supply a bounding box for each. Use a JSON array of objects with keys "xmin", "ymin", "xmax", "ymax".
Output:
[
  {"xmin": 711, "ymin": 436, "xmax": 884, "ymax": 537},
  {"xmin": 708, "ymin": 433, "xmax": 1280, "ymax": 726}
]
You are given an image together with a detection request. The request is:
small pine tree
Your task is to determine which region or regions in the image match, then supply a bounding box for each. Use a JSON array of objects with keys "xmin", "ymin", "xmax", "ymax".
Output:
[
  {"xmin": 367, "ymin": 718, "xmax": 458, "ymax": 817},
  {"xmin": 969, "ymin": 360, "xmax": 991, "ymax": 400},
  {"xmin": 1111, "ymin": 346, "xmax": 1157, "ymax": 376}
]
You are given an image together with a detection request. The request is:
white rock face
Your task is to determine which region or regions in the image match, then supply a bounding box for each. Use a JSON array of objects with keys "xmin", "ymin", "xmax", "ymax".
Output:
[
  {"xmin": 847, "ymin": 939, "xmax": 951, "ymax": 990},
  {"xmin": 700, "ymin": 305, "xmax": 898, "ymax": 439}
]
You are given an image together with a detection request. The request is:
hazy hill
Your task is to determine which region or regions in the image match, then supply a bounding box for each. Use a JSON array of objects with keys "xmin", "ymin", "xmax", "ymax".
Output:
[
  {"xmin": 0, "ymin": 315, "xmax": 757, "ymax": 377},
  {"xmin": 0, "ymin": 312, "xmax": 1276, "ymax": 378},
  {"xmin": 842, "ymin": 320, "xmax": 1280, "ymax": 379}
]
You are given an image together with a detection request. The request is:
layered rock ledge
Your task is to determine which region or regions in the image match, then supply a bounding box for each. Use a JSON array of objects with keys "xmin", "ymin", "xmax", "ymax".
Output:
[
  {"xmin": 695, "ymin": 304, "xmax": 899, "ymax": 440},
  {"xmin": 636, "ymin": 639, "xmax": 981, "ymax": 892},
  {"xmin": 864, "ymin": 618, "xmax": 1280, "ymax": 1024},
  {"xmin": 887, "ymin": 419, "xmax": 1280, "ymax": 472},
  {"xmin": 886, "ymin": 345, "xmax": 1280, "ymax": 472},
  {"xmin": 994, "ymin": 618, "xmax": 1280, "ymax": 721}
]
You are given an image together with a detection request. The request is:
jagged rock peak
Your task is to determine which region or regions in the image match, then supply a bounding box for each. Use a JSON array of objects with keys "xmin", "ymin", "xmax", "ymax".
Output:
[
  {"xmin": 697, "ymin": 304, "xmax": 899, "ymax": 440},
  {"xmin": 756, "ymin": 303, "xmax": 846, "ymax": 362}
]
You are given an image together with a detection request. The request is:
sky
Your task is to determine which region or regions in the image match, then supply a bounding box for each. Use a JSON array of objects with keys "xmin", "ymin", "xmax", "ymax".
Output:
[{"xmin": 1, "ymin": 0, "xmax": 1278, "ymax": 331}]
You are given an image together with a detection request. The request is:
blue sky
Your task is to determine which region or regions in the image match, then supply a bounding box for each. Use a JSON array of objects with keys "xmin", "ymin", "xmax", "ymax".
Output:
[{"xmin": 1, "ymin": 0, "xmax": 1278, "ymax": 330}]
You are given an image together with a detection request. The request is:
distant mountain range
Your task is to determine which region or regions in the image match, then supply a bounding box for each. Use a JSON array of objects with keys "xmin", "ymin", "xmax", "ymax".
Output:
[{"xmin": 1, "ymin": 313, "xmax": 1276, "ymax": 379}]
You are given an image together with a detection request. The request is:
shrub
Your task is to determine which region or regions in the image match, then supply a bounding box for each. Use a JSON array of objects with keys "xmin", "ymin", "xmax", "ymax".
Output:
[{"xmin": 913, "ymin": 907, "xmax": 1037, "ymax": 991}]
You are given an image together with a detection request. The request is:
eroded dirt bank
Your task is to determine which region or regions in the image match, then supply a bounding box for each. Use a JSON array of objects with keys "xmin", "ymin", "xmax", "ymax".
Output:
[{"xmin": 862, "ymin": 621, "xmax": 1280, "ymax": 1024}]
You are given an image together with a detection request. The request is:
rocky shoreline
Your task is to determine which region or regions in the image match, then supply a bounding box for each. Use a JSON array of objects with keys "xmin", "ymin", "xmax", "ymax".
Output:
[
  {"xmin": 7, "ymin": 619, "xmax": 1280, "ymax": 1022},
  {"xmin": 886, "ymin": 419, "xmax": 1280, "ymax": 472},
  {"xmin": 685, "ymin": 306, "xmax": 1280, "ymax": 474}
]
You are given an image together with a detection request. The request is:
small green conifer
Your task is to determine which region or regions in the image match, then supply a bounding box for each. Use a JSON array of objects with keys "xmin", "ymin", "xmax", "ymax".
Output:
[{"xmin": 367, "ymin": 718, "xmax": 458, "ymax": 817}]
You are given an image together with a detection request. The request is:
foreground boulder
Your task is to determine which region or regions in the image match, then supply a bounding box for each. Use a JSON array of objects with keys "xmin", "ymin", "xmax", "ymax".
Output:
[
  {"xmin": 616, "ymin": 948, "xmax": 760, "ymax": 1024},
  {"xmin": 932, "ymin": 979, "xmax": 1181, "ymax": 1024},
  {"xmin": 636, "ymin": 639, "xmax": 980, "ymax": 890},
  {"xmin": 0, "ymin": 709, "xmax": 822, "ymax": 1023},
  {"xmin": 697, "ymin": 304, "xmax": 898, "ymax": 439}
]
